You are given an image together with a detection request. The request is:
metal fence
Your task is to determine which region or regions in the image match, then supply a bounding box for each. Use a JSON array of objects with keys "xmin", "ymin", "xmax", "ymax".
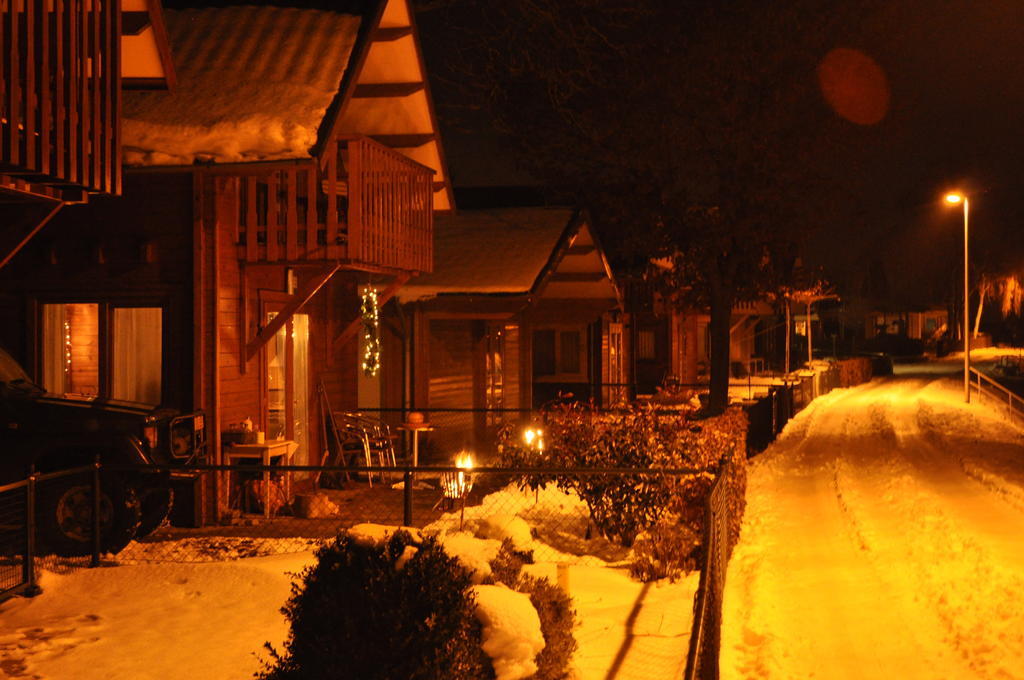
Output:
[
  {"xmin": 0, "ymin": 478, "xmax": 31, "ymax": 600},
  {"xmin": 684, "ymin": 460, "xmax": 734, "ymax": 680},
  {"xmin": 0, "ymin": 464, "xmax": 100, "ymax": 602},
  {"xmin": 4, "ymin": 458, "xmax": 741, "ymax": 677}
]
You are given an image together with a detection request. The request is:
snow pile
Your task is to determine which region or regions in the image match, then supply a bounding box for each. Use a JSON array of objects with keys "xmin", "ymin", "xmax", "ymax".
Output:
[
  {"xmin": 435, "ymin": 531, "xmax": 502, "ymax": 582},
  {"xmin": 346, "ymin": 522, "xmax": 421, "ymax": 547},
  {"xmin": 476, "ymin": 514, "xmax": 534, "ymax": 552},
  {"xmin": 472, "ymin": 584, "xmax": 546, "ymax": 680},
  {"xmin": 425, "ymin": 482, "xmax": 629, "ymax": 566}
]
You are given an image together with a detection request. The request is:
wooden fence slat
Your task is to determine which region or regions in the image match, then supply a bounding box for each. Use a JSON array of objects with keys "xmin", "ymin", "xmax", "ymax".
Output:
[
  {"xmin": 285, "ymin": 169, "xmax": 298, "ymax": 260},
  {"xmin": 325, "ymin": 139, "xmax": 338, "ymax": 259},
  {"xmin": 347, "ymin": 139, "xmax": 361, "ymax": 261},
  {"xmin": 54, "ymin": 0, "xmax": 66, "ymax": 181},
  {"xmin": 68, "ymin": 0, "xmax": 79, "ymax": 186},
  {"xmin": 266, "ymin": 172, "xmax": 279, "ymax": 262},
  {"xmin": 24, "ymin": 0, "xmax": 36, "ymax": 171},
  {"xmin": 6, "ymin": 0, "xmax": 21, "ymax": 165},
  {"xmin": 38, "ymin": 0, "xmax": 51, "ymax": 176},
  {"xmin": 245, "ymin": 176, "xmax": 257, "ymax": 262},
  {"xmin": 305, "ymin": 167, "xmax": 316, "ymax": 260},
  {"xmin": 91, "ymin": 0, "xmax": 102, "ymax": 191},
  {"xmin": 111, "ymin": 0, "xmax": 121, "ymax": 194}
]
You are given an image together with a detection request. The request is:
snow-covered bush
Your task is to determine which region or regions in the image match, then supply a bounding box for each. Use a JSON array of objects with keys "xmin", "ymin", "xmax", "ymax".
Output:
[
  {"xmin": 488, "ymin": 541, "xmax": 578, "ymax": 680},
  {"xmin": 256, "ymin": 530, "xmax": 494, "ymax": 680}
]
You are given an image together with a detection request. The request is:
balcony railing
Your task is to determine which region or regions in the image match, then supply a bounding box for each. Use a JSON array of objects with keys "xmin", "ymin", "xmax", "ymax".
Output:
[
  {"xmin": 236, "ymin": 135, "xmax": 433, "ymax": 273},
  {"xmin": 1, "ymin": 0, "xmax": 121, "ymax": 196}
]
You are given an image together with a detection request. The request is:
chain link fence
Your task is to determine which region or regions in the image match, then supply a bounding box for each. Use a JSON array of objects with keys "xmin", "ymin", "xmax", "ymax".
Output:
[
  {"xmin": 684, "ymin": 461, "xmax": 734, "ymax": 680},
  {"xmin": 0, "ymin": 478, "xmax": 30, "ymax": 599}
]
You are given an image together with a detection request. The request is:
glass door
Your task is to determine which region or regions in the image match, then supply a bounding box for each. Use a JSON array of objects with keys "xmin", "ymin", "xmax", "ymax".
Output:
[{"xmin": 266, "ymin": 312, "xmax": 310, "ymax": 465}]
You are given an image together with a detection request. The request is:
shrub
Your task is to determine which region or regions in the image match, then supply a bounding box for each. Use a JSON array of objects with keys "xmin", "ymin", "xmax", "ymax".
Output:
[
  {"xmin": 487, "ymin": 541, "xmax": 578, "ymax": 680},
  {"xmin": 629, "ymin": 517, "xmax": 701, "ymax": 582},
  {"xmin": 257, "ymin": 531, "xmax": 494, "ymax": 680},
  {"xmin": 519, "ymin": 575, "xmax": 578, "ymax": 680},
  {"xmin": 499, "ymin": 403, "xmax": 748, "ymax": 580},
  {"xmin": 498, "ymin": 403, "xmax": 680, "ymax": 546}
]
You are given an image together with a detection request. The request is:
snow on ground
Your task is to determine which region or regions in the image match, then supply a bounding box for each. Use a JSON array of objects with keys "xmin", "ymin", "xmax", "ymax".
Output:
[
  {"xmin": 721, "ymin": 365, "xmax": 1024, "ymax": 680},
  {"xmin": 0, "ymin": 552, "xmax": 313, "ymax": 680},
  {"xmin": 0, "ymin": 483, "xmax": 698, "ymax": 680}
]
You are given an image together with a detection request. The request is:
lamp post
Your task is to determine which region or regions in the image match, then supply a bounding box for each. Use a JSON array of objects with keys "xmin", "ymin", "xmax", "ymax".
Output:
[{"xmin": 944, "ymin": 192, "xmax": 970, "ymax": 403}]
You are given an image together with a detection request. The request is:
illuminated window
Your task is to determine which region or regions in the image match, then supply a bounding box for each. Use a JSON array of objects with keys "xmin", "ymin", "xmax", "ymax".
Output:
[{"xmin": 41, "ymin": 303, "xmax": 163, "ymax": 404}]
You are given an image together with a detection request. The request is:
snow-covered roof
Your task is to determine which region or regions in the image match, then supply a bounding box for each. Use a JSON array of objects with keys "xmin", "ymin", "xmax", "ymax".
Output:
[
  {"xmin": 122, "ymin": 6, "xmax": 361, "ymax": 166},
  {"xmin": 397, "ymin": 208, "xmax": 577, "ymax": 302}
]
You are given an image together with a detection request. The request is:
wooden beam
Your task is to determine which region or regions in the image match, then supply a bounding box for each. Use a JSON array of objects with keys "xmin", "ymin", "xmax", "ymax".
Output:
[
  {"xmin": 546, "ymin": 272, "xmax": 608, "ymax": 283},
  {"xmin": 245, "ymin": 264, "xmax": 340, "ymax": 361},
  {"xmin": 369, "ymin": 133, "xmax": 435, "ymax": 149},
  {"xmin": 353, "ymin": 82, "xmax": 425, "ymax": 98},
  {"xmin": 121, "ymin": 11, "xmax": 150, "ymax": 35},
  {"xmin": 374, "ymin": 26, "xmax": 413, "ymax": 41},
  {"xmin": 0, "ymin": 202, "xmax": 64, "ymax": 270},
  {"xmin": 730, "ymin": 314, "xmax": 752, "ymax": 335},
  {"xmin": 331, "ymin": 272, "xmax": 411, "ymax": 354}
]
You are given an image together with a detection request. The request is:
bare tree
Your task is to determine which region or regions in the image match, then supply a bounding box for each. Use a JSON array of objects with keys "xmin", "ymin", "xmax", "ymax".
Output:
[{"xmin": 430, "ymin": 0, "xmax": 874, "ymax": 412}]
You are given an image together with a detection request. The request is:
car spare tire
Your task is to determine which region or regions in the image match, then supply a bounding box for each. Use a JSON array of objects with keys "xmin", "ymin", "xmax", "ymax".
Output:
[{"xmin": 36, "ymin": 475, "xmax": 141, "ymax": 557}]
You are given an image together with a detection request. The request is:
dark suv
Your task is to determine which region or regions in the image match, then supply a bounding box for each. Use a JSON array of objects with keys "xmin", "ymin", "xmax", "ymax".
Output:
[{"xmin": 0, "ymin": 347, "xmax": 205, "ymax": 556}]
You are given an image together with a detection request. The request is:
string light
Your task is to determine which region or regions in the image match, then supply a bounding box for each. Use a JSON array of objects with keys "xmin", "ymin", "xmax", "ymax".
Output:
[
  {"xmin": 64, "ymin": 319, "xmax": 72, "ymax": 374},
  {"xmin": 361, "ymin": 286, "xmax": 380, "ymax": 377}
]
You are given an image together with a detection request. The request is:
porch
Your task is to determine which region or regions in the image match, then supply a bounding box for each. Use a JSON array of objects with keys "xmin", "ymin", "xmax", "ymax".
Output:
[{"xmin": 231, "ymin": 135, "xmax": 433, "ymax": 273}]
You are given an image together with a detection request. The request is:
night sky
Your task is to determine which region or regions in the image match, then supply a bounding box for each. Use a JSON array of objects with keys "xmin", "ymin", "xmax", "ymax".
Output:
[
  {"xmin": 415, "ymin": 0, "xmax": 1024, "ymax": 309},
  {"xmin": 160, "ymin": 0, "xmax": 1024, "ymax": 309}
]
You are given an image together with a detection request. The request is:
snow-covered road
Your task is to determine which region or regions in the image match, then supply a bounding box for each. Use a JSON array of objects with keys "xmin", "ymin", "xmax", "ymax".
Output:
[{"xmin": 721, "ymin": 372, "xmax": 1024, "ymax": 679}]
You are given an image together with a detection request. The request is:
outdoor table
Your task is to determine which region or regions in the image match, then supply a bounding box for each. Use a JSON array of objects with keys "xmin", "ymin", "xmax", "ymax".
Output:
[{"xmin": 224, "ymin": 440, "xmax": 298, "ymax": 518}]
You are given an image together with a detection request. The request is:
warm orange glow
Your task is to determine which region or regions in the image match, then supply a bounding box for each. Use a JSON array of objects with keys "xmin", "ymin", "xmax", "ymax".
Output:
[
  {"xmin": 944, "ymin": 192, "xmax": 965, "ymax": 205},
  {"xmin": 523, "ymin": 427, "xmax": 545, "ymax": 451},
  {"xmin": 442, "ymin": 452, "xmax": 475, "ymax": 500},
  {"xmin": 817, "ymin": 48, "xmax": 890, "ymax": 126},
  {"xmin": 454, "ymin": 451, "xmax": 474, "ymax": 470}
]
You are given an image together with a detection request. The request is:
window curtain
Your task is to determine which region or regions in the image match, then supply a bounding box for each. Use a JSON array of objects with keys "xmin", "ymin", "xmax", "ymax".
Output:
[
  {"xmin": 41, "ymin": 304, "xmax": 67, "ymax": 394},
  {"xmin": 112, "ymin": 308, "xmax": 162, "ymax": 405}
]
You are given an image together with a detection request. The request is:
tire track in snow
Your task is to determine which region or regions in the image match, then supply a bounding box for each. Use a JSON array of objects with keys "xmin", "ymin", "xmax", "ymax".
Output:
[
  {"xmin": 723, "ymin": 377, "xmax": 1024, "ymax": 679},
  {"xmin": 827, "ymin": 390, "xmax": 1024, "ymax": 679},
  {"xmin": 723, "ymin": 383, "xmax": 952, "ymax": 679}
]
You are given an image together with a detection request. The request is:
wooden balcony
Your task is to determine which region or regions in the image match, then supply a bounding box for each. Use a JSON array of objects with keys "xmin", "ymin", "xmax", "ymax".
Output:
[
  {"xmin": 235, "ymin": 135, "xmax": 433, "ymax": 273},
  {"xmin": 1, "ymin": 0, "xmax": 121, "ymax": 198}
]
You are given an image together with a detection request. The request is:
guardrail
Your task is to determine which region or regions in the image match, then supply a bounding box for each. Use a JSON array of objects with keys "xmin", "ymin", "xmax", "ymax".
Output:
[{"xmin": 970, "ymin": 367, "xmax": 1024, "ymax": 425}]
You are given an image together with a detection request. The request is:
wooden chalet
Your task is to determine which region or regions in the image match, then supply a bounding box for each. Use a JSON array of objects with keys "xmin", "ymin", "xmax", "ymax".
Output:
[
  {"xmin": 0, "ymin": 0, "xmax": 452, "ymax": 523},
  {"xmin": 1, "ymin": 0, "xmax": 175, "ymax": 270},
  {"xmin": 393, "ymin": 207, "xmax": 623, "ymax": 458},
  {"xmin": 629, "ymin": 281, "xmax": 778, "ymax": 395}
]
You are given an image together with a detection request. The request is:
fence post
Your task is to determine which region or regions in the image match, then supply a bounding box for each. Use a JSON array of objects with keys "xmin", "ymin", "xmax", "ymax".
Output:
[
  {"xmin": 23, "ymin": 468, "xmax": 41, "ymax": 597},
  {"xmin": 91, "ymin": 456, "xmax": 101, "ymax": 567},
  {"xmin": 403, "ymin": 468, "xmax": 413, "ymax": 527}
]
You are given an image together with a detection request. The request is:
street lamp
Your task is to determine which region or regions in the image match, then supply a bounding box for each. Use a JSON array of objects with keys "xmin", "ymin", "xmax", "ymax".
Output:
[{"xmin": 944, "ymin": 191, "xmax": 970, "ymax": 403}]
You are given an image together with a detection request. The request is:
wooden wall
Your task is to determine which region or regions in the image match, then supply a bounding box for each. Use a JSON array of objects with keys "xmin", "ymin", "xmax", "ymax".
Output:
[
  {"xmin": 0, "ymin": 172, "xmax": 195, "ymax": 408},
  {"xmin": 206, "ymin": 174, "xmax": 361, "ymax": 483}
]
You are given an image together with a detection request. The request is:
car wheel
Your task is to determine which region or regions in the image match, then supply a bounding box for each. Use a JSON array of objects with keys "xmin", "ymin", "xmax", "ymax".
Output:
[
  {"xmin": 36, "ymin": 476, "xmax": 141, "ymax": 557},
  {"xmin": 135, "ymin": 485, "xmax": 173, "ymax": 539}
]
